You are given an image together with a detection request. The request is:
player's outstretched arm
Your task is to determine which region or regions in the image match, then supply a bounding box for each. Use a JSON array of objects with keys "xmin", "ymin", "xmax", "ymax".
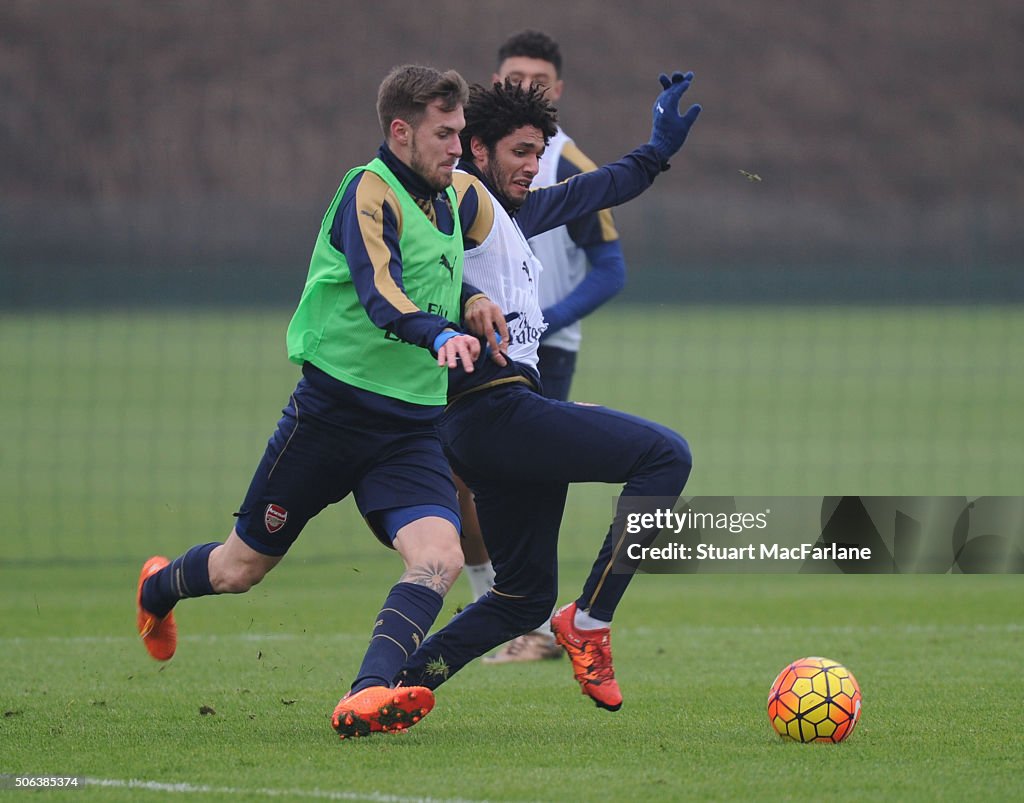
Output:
[
  {"xmin": 516, "ymin": 70, "xmax": 702, "ymax": 239},
  {"xmin": 648, "ymin": 71, "xmax": 702, "ymax": 164}
]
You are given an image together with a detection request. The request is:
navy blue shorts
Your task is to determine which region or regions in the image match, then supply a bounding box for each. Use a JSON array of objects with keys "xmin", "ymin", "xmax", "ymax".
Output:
[{"xmin": 233, "ymin": 365, "xmax": 460, "ymax": 556}]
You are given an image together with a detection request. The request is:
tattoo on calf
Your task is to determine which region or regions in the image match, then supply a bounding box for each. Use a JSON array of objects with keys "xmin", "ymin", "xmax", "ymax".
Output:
[{"xmin": 401, "ymin": 562, "xmax": 452, "ymax": 595}]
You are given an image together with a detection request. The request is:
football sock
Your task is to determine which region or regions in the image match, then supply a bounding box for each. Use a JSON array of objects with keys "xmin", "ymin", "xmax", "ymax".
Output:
[
  {"xmin": 574, "ymin": 608, "xmax": 611, "ymax": 631},
  {"xmin": 350, "ymin": 582, "xmax": 443, "ymax": 693},
  {"xmin": 464, "ymin": 561, "xmax": 495, "ymax": 600},
  {"xmin": 141, "ymin": 542, "xmax": 219, "ymax": 618},
  {"xmin": 396, "ymin": 591, "xmax": 547, "ymax": 689}
]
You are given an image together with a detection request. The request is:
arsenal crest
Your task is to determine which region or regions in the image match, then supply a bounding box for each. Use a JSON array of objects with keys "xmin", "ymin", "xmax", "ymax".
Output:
[{"xmin": 264, "ymin": 503, "xmax": 288, "ymax": 533}]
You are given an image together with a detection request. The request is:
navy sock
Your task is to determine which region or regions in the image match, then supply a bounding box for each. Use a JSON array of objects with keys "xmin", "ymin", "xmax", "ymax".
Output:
[
  {"xmin": 350, "ymin": 582, "xmax": 443, "ymax": 694},
  {"xmin": 141, "ymin": 542, "xmax": 219, "ymax": 618},
  {"xmin": 396, "ymin": 591, "xmax": 545, "ymax": 690}
]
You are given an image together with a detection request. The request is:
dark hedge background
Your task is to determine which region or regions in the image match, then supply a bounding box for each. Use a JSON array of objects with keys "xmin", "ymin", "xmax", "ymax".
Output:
[{"xmin": 3, "ymin": 0, "xmax": 1021, "ymax": 304}]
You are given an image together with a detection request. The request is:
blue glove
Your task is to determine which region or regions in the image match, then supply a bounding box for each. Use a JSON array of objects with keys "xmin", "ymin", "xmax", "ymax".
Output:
[{"xmin": 648, "ymin": 71, "xmax": 702, "ymax": 163}]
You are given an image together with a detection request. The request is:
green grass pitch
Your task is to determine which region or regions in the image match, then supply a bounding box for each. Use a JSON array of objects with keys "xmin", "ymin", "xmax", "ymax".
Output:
[{"xmin": 1, "ymin": 305, "xmax": 1022, "ymax": 800}]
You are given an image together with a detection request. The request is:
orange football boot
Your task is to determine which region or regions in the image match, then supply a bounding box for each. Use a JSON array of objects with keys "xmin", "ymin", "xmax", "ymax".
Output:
[
  {"xmin": 331, "ymin": 685, "xmax": 435, "ymax": 739},
  {"xmin": 136, "ymin": 556, "xmax": 177, "ymax": 661},
  {"xmin": 550, "ymin": 602, "xmax": 623, "ymax": 711}
]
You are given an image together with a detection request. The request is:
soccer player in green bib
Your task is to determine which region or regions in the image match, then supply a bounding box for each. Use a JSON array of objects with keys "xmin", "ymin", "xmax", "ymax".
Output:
[{"xmin": 134, "ymin": 65, "xmax": 508, "ymax": 739}]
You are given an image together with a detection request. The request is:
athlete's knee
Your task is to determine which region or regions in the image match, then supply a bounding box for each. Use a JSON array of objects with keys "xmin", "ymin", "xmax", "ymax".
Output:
[
  {"xmin": 434, "ymin": 540, "xmax": 466, "ymax": 584},
  {"xmin": 646, "ymin": 428, "xmax": 692, "ymax": 486},
  {"xmin": 429, "ymin": 533, "xmax": 465, "ymax": 579},
  {"xmin": 398, "ymin": 534, "xmax": 464, "ymax": 595},
  {"xmin": 665, "ymin": 431, "xmax": 693, "ymax": 476}
]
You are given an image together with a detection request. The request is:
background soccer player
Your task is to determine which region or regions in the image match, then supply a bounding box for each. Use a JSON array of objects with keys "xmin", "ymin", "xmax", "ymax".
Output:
[
  {"xmin": 497, "ymin": 30, "xmax": 627, "ymax": 402},
  {"xmin": 134, "ymin": 65, "xmax": 508, "ymax": 740}
]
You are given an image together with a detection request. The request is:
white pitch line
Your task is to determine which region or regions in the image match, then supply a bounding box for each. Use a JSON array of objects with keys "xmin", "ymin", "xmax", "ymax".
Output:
[{"xmin": 84, "ymin": 777, "xmax": 504, "ymax": 803}]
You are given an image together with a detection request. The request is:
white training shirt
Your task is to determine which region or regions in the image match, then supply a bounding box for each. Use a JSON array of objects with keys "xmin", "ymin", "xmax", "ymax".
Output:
[{"xmin": 457, "ymin": 169, "xmax": 547, "ymax": 370}]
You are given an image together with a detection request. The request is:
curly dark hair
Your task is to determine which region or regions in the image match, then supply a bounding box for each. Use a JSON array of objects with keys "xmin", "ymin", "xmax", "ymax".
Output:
[
  {"xmin": 496, "ymin": 30, "xmax": 562, "ymax": 75},
  {"xmin": 460, "ymin": 79, "xmax": 558, "ymax": 156}
]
